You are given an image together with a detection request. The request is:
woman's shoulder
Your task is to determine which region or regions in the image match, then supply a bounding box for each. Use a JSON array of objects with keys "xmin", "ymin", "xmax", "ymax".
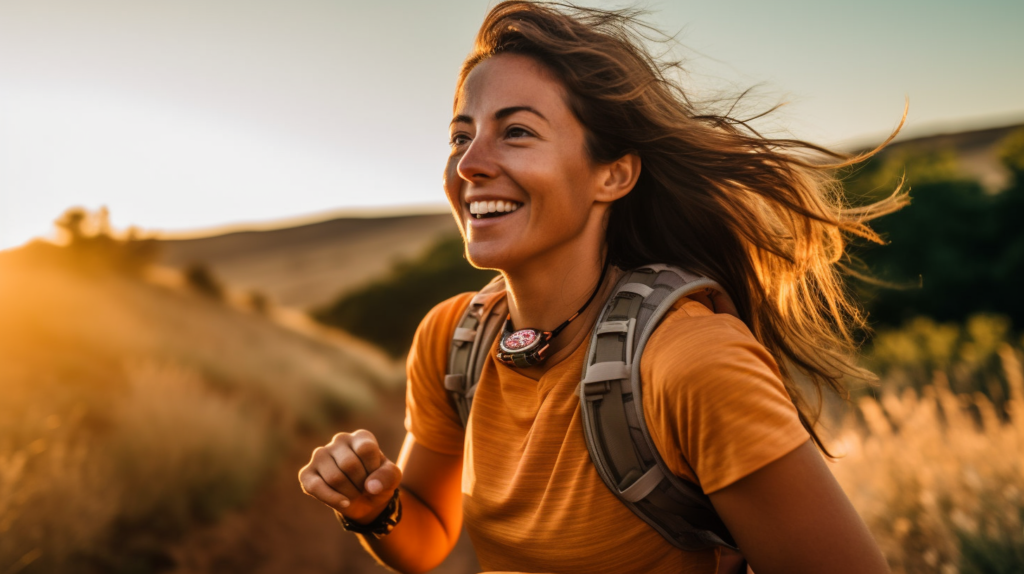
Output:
[
  {"xmin": 640, "ymin": 295, "xmax": 786, "ymax": 400},
  {"xmin": 639, "ymin": 296, "xmax": 808, "ymax": 493},
  {"xmin": 650, "ymin": 295, "xmax": 764, "ymax": 353}
]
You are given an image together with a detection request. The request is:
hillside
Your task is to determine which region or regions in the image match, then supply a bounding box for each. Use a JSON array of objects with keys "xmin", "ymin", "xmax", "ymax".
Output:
[
  {"xmin": 853, "ymin": 123, "xmax": 1021, "ymax": 192},
  {"xmin": 158, "ymin": 213, "xmax": 457, "ymax": 309},
  {"xmin": 0, "ymin": 245, "xmax": 402, "ymax": 572}
]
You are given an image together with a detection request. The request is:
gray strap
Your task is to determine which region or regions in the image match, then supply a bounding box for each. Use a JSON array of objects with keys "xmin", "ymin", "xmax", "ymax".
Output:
[
  {"xmin": 578, "ymin": 264, "xmax": 741, "ymax": 552},
  {"xmin": 581, "ymin": 361, "xmax": 630, "ymax": 385},
  {"xmin": 443, "ymin": 374, "xmax": 464, "ymax": 392},
  {"xmin": 619, "ymin": 465, "xmax": 664, "ymax": 502},
  {"xmin": 596, "ymin": 320, "xmax": 630, "ymax": 335},
  {"xmin": 445, "ymin": 274, "xmax": 507, "ymax": 428},
  {"xmin": 619, "ymin": 282, "xmax": 655, "ymax": 298}
]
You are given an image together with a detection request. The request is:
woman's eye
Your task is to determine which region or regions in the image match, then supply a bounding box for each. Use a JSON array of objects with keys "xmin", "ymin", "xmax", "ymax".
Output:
[
  {"xmin": 506, "ymin": 127, "xmax": 532, "ymax": 139},
  {"xmin": 449, "ymin": 134, "xmax": 470, "ymax": 146}
]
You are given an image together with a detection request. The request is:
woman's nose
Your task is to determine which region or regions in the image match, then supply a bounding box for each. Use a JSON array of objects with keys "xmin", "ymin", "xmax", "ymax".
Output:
[{"xmin": 456, "ymin": 136, "xmax": 499, "ymax": 183}]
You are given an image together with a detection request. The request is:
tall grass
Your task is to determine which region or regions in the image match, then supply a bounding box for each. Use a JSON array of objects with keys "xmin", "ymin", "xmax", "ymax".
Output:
[
  {"xmin": 0, "ymin": 363, "xmax": 272, "ymax": 572},
  {"xmin": 0, "ymin": 251, "xmax": 392, "ymax": 572},
  {"xmin": 830, "ymin": 344, "xmax": 1024, "ymax": 573}
]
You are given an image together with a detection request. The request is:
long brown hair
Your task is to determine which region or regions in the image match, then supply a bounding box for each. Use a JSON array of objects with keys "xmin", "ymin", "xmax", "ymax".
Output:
[{"xmin": 456, "ymin": 1, "xmax": 908, "ymax": 453}]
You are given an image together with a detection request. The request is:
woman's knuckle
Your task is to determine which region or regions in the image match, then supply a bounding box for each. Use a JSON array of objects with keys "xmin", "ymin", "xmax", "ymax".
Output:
[
  {"xmin": 322, "ymin": 470, "xmax": 348, "ymax": 490},
  {"xmin": 300, "ymin": 473, "xmax": 322, "ymax": 494},
  {"xmin": 351, "ymin": 429, "xmax": 374, "ymax": 441},
  {"xmin": 338, "ymin": 455, "xmax": 365, "ymax": 477},
  {"xmin": 354, "ymin": 440, "xmax": 379, "ymax": 459}
]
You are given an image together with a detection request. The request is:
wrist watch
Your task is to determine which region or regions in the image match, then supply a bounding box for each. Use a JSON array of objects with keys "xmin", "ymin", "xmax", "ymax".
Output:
[{"xmin": 337, "ymin": 488, "xmax": 402, "ymax": 539}]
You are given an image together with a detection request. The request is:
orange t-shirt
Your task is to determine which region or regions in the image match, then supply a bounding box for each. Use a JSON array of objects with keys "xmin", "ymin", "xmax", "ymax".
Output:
[{"xmin": 404, "ymin": 290, "xmax": 809, "ymax": 573}]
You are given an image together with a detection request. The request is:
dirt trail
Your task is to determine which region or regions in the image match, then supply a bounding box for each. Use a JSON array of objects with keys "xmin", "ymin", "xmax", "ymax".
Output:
[{"xmin": 167, "ymin": 388, "xmax": 481, "ymax": 574}]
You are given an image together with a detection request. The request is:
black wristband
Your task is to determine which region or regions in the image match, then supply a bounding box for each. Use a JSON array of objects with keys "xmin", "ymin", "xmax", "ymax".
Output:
[{"xmin": 337, "ymin": 488, "xmax": 402, "ymax": 539}]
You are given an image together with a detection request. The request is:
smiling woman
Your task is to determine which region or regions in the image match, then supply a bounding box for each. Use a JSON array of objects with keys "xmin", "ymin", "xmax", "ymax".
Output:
[{"xmin": 299, "ymin": 2, "xmax": 904, "ymax": 573}]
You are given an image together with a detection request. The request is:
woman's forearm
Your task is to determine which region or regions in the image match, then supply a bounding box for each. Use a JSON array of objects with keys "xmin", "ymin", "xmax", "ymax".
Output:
[{"xmin": 347, "ymin": 486, "xmax": 460, "ymax": 574}]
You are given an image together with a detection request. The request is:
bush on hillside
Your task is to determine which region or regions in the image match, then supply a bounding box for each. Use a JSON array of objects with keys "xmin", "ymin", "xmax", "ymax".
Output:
[
  {"xmin": 862, "ymin": 313, "xmax": 1022, "ymax": 410},
  {"xmin": 843, "ymin": 129, "xmax": 1024, "ymax": 330},
  {"xmin": 184, "ymin": 263, "xmax": 225, "ymax": 300},
  {"xmin": 999, "ymin": 127, "xmax": 1024, "ymax": 175},
  {"xmin": 313, "ymin": 235, "xmax": 496, "ymax": 357},
  {"xmin": 47, "ymin": 206, "xmax": 161, "ymax": 274}
]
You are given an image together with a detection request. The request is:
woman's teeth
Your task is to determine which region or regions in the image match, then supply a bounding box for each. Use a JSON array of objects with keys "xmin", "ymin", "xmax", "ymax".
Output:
[{"xmin": 469, "ymin": 200, "xmax": 522, "ymax": 219}]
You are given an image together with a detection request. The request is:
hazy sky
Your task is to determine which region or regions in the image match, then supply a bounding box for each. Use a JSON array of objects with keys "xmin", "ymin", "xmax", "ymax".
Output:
[{"xmin": 1, "ymin": 0, "xmax": 1022, "ymax": 249}]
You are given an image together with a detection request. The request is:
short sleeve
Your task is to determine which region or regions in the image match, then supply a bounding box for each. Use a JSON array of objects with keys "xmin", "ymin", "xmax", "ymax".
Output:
[
  {"xmin": 640, "ymin": 298, "xmax": 810, "ymax": 494},
  {"xmin": 404, "ymin": 292, "xmax": 477, "ymax": 456}
]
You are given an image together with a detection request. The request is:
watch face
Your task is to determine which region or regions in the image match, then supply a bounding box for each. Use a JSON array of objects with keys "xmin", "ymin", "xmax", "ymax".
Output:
[{"xmin": 500, "ymin": 328, "xmax": 541, "ymax": 354}]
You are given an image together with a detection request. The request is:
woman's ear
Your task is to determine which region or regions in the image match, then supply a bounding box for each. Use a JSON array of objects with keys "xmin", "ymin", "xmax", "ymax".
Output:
[{"xmin": 596, "ymin": 153, "xmax": 641, "ymax": 203}]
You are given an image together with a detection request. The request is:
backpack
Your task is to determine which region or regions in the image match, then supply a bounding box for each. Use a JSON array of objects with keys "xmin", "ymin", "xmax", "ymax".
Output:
[{"xmin": 444, "ymin": 264, "xmax": 744, "ymax": 556}]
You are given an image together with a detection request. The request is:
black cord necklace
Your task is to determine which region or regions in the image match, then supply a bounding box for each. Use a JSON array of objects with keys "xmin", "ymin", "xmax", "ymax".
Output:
[{"xmin": 496, "ymin": 260, "xmax": 610, "ymax": 368}]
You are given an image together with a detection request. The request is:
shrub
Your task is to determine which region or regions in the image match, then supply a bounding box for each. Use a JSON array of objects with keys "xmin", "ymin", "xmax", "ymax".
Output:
[
  {"xmin": 48, "ymin": 206, "xmax": 161, "ymax": 274},
  {"xmin": 313, "ymin": 234, "xmax": 495, "ymax": 357},
  {"xmin": 862, "ymin": 313, "xmax": 1018, "ymax": 407},
  {"xmin": 183, "ymin": 263, "xmax": 224, "ymax": 300},
  {"xmin": 841, "ymin": 130, "xmax": 1024, "ymax": 329}
]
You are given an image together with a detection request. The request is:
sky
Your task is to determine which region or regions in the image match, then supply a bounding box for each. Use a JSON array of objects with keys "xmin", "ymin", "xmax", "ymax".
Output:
[{"xmin": 1, "ymin": 0, "xmax": 1022, "ymax": 250}]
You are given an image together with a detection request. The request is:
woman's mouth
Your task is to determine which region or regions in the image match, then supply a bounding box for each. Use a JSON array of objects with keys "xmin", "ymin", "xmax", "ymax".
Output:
[{"xmin": 467, "ymin": 200, "xmax": 523, "ymax": 219}]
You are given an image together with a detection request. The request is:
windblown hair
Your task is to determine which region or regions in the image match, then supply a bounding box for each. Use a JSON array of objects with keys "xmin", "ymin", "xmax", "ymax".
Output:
[{"xmin": 457, "ymin": 1, "xmax": 908, "ymax": 453}]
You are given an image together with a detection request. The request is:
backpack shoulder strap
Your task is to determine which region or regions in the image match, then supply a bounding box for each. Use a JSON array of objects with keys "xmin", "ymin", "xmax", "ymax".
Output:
[
  {"xmin": 444, "ymin": 274, "xmax": 508, "ymax": 427},
  {"xmin": 442, "ymin": 265, "xmax": 743, "ymax": 555},
  {"xmin": 578, "ymin": 264, "xmax": 741, "ymax": 552}
]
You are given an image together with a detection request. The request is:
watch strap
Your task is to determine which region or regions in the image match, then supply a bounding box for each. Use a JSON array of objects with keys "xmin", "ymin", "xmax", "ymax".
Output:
[{"xmin": 337, "ymin": 488, "xmax": 402, "ymax": 539}]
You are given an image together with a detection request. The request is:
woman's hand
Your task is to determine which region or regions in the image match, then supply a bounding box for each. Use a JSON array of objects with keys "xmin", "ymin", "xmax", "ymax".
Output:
[
  {"xmin": 298, "ymin": 429, "xmax": 403, "ymax": 523},
  {"xmin": 299, "ymin": 431, "xmax": 465, "ymax": 574}
]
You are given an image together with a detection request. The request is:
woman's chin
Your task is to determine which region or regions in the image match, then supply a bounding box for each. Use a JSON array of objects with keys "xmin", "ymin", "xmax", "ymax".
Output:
[{"xmin": 464, "ymin": 241, "xmax": 523, "ymax": 273}]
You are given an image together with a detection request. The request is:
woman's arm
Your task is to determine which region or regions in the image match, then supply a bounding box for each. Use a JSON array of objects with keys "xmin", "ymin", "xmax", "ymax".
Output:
[
  {"xmin": 708, "ymin": 440, "xmax": 890, "ymax": 574},
  {"xmin": 299, "ymin": 431, "xmax": 463, "ymax": 574}
]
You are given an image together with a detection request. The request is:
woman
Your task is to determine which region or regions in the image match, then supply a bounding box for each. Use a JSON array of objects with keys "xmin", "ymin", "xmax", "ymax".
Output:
[{"xmin": 300, "ymin": 2, "xmax": 903, "ymax": 573}]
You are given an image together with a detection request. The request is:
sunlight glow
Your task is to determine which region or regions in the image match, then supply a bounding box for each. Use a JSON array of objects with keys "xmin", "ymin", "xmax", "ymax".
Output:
[{"xmin": 0, "ymin": 89, "xmax": 438, "ymax": 250}]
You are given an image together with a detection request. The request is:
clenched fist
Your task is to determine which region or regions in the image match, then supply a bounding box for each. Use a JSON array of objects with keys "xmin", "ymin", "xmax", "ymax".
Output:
[{"xmin": 298, "ymin": 429, "xmax": 403, "ymax": 523}]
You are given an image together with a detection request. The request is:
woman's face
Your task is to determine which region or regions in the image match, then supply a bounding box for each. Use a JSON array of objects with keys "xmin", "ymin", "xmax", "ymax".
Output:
[{"xmin": 445, "ymin": 53, "xmax": 610, "ymax": 272}]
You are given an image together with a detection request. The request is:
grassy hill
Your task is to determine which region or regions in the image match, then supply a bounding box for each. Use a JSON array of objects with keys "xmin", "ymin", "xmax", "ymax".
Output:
[
  {"xmin": 0, "ymin": 244, "xmax": 398, "ymax": 572},
  {"xmin": 849, "ymin": 123, "xmax": 1020, "ymax": 193},
  {"xmin": 157, "ymin": 212, "xmax": 457, "ymax": 309}
]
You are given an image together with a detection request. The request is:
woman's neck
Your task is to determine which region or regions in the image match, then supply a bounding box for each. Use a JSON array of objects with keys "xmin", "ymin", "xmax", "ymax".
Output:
[{"xmin": 499, "ymin": 239, "xmax": 623, "ymax": 377}]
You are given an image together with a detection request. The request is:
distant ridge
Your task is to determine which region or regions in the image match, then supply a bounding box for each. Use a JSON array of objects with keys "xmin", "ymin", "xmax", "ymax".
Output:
[
  {"xmin": 158, "ymin": 122, "xmax": 1023, "ymax": 311},
  {"xmin": 159, "ymin": 213, "xmax": 457, "ymax": 309},
  {"xmin": 855, "ymin": 123, "xmax": 1022, "ymax": 192}
]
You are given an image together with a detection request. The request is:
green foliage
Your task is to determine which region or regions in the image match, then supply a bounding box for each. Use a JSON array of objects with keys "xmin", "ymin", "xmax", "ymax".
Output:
[
  {"xmin": 863, "ymin": 313, "xmax": 1018, "ymax": 406},
  {"xmin": 842, "ymin": 148, "xmax": 962, "ymax": 203},
  {"xmin": 999, "ymin": 127, "xmax": 1024, "ymax": 174},
  {"xmin": 844, "ymin": 132, "xmax": 1024, "ymax": 329},
  {"xmin": 313, "ymin": 235, "xmax": 496, "ymax": 357}
]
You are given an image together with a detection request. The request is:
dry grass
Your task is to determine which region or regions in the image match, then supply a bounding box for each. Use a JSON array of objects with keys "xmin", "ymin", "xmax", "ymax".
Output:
[
  {"xmin": 829, "ymin": 344, "xmax": 1024, "ymax": 573},
  {"xmin": 0, "ymin": 250, "xmax": 397, "ymax": 572}
]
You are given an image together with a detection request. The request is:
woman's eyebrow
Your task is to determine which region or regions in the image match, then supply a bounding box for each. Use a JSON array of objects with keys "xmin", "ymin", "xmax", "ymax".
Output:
[
  {"xmin": 494, "ymin": 105, "xmax": 548, "ymax": 123},
  {"xmin": 449, "ymin": 106, "xmax": 549, "ymax": 127}
]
